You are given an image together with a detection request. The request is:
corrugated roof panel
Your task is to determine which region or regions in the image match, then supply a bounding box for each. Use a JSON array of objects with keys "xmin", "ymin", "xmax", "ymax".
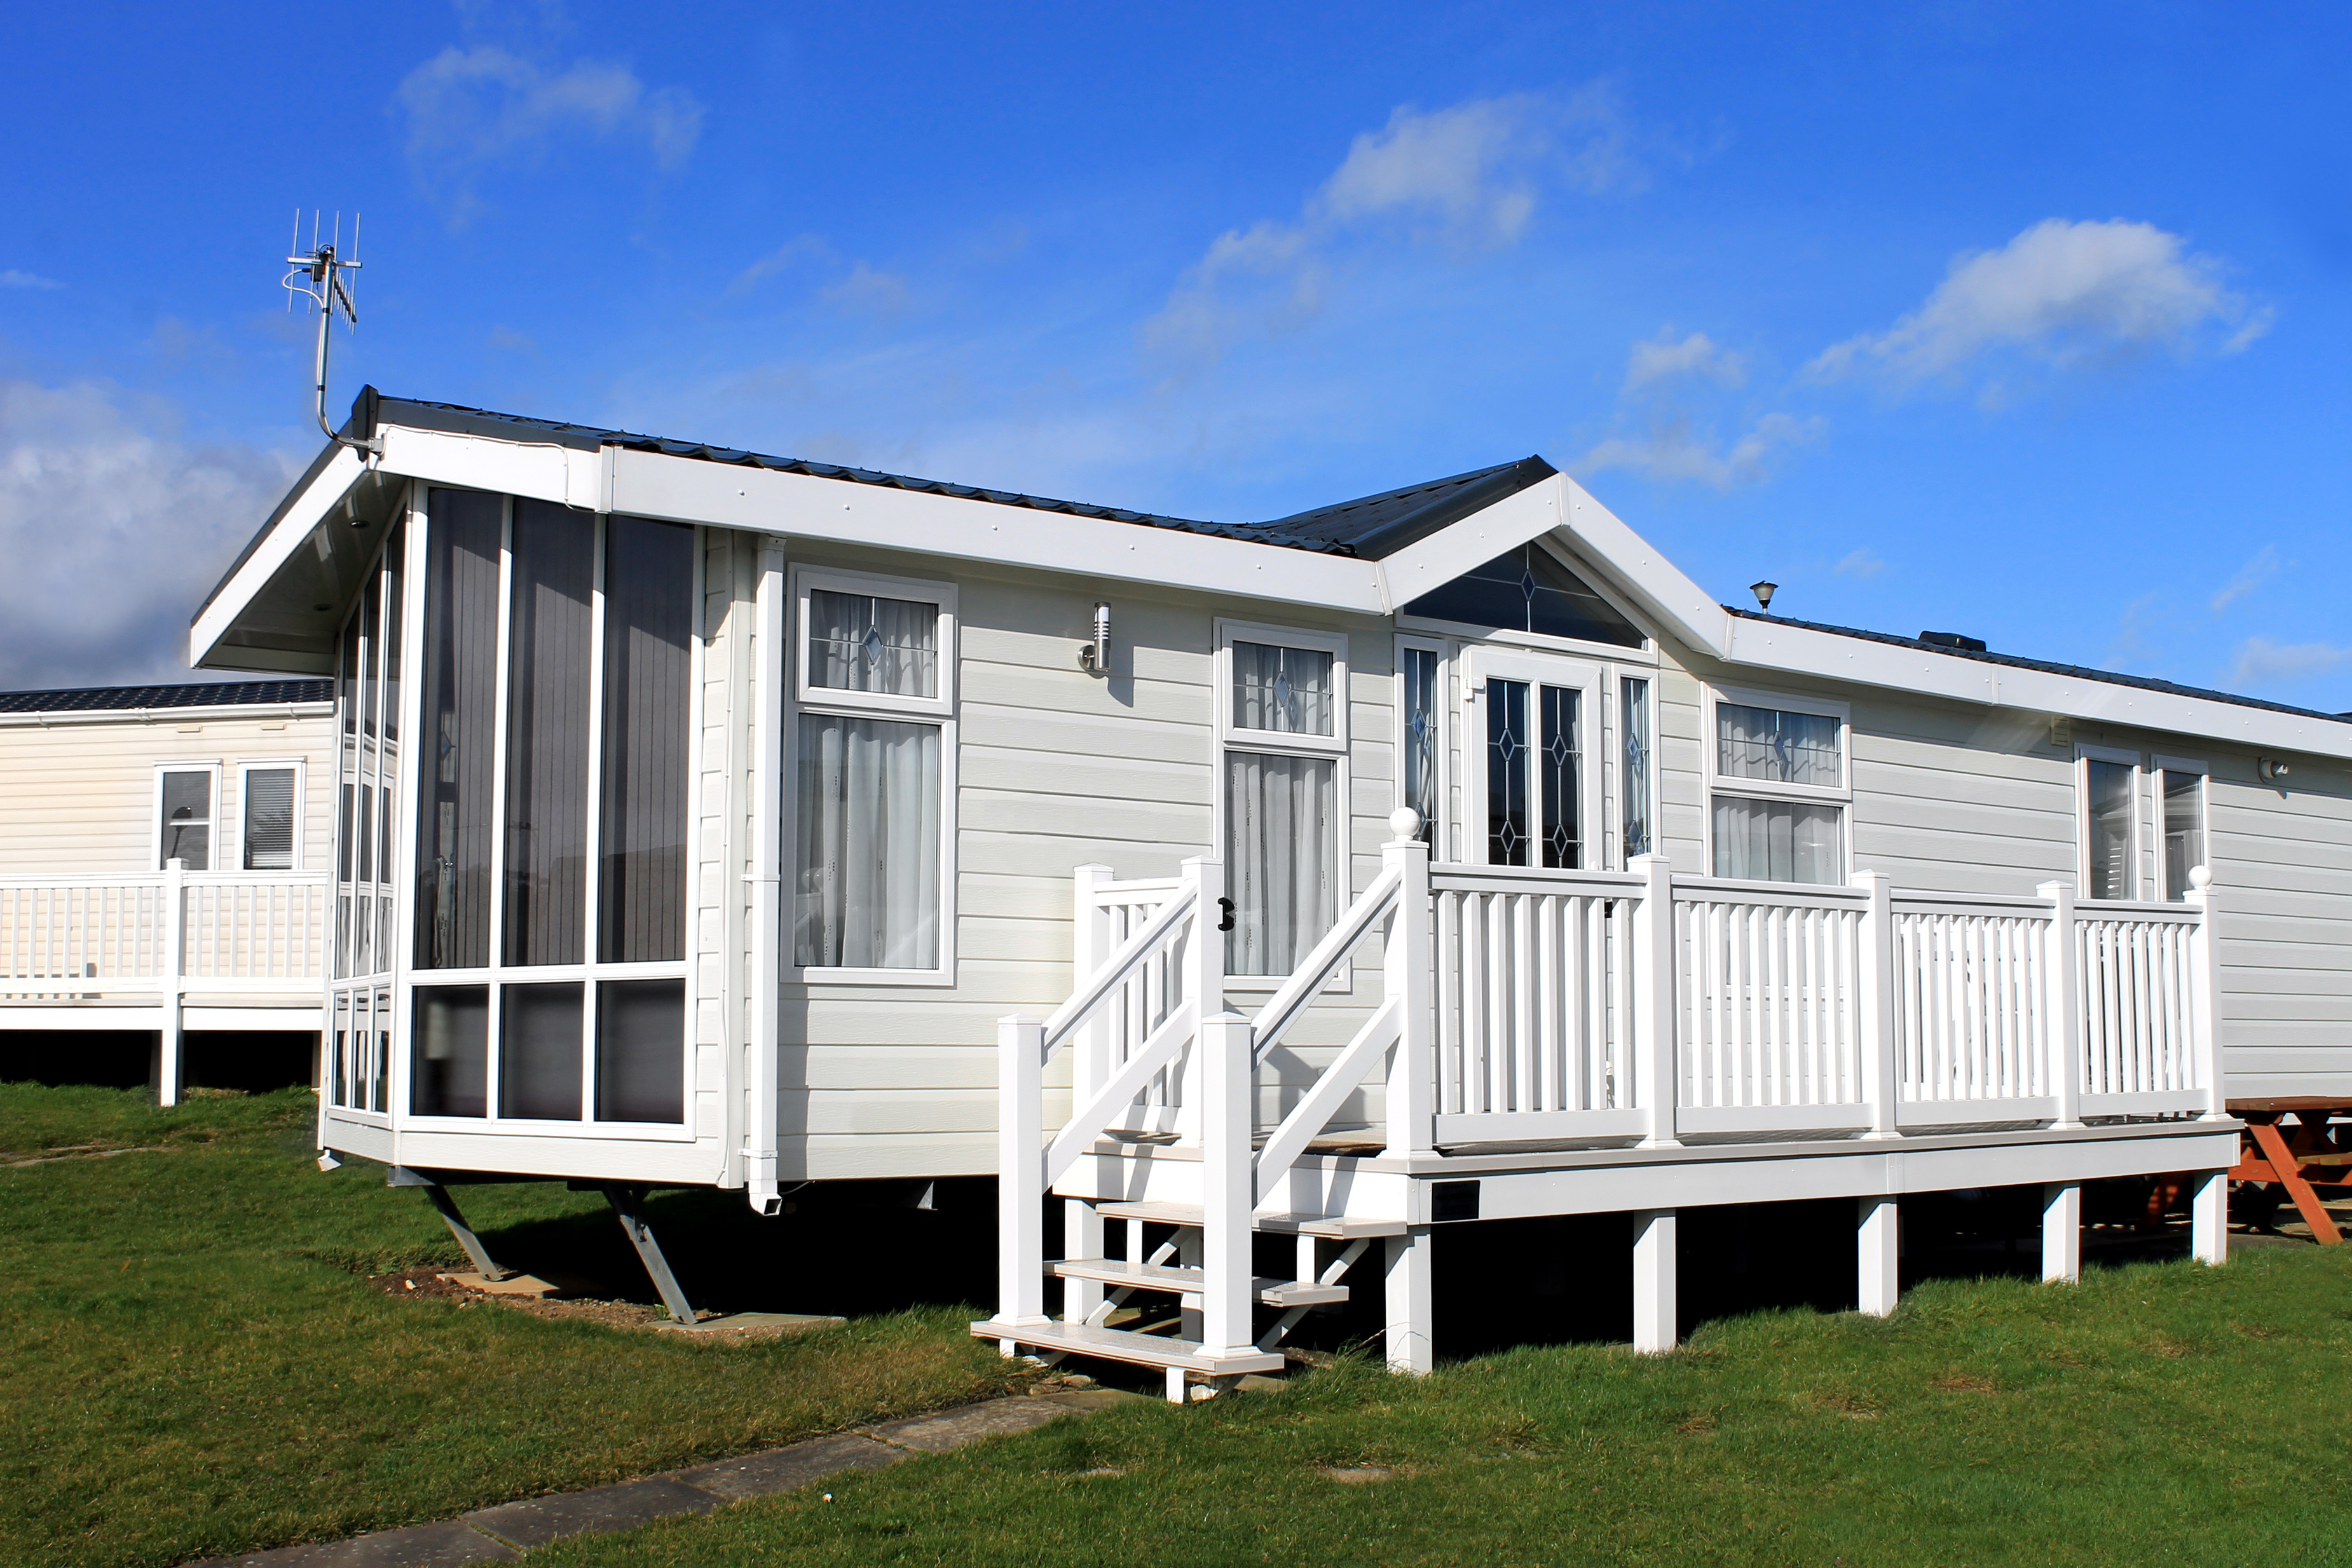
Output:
[{"xmin": 0, "ymin": 680, "xmax": 334, "ymax": 715}]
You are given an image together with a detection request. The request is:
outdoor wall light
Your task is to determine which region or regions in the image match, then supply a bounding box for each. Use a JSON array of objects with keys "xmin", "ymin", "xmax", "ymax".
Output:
[
  {"xmin": 1751, "ymin": 581, "xmax": 1777, "ymax": 613},
  {"xmin": 2259, "ymin": 757, "xmax": 2291, "ymax": 783},
  {"xmin": 1077, "ymin": 602, "xmax": 1111, "ymax": 675}
]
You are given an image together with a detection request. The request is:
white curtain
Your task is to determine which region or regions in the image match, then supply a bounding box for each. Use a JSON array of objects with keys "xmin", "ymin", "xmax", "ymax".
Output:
[
  {"xmin": 1718, "ymin": 702, "xmax": 1840, "ymax": 786},
  {"xmin": 1232, "ymin": 641, "xmax": 1334, "ymax": 736},
  {"xmin": 1713, "ymin": 796, "xmax": 1842, "ymax": 884},
  {"xmin": 809, "ymin": 590, "xmax": 940, "ymax": 698},
  {"xmin": 1227, "ymin": 750, "xmax": 1336, "ymax": 976},
  {"xmin": 796, "ymin": 714, "xmax": 942, "ymax": 969}
]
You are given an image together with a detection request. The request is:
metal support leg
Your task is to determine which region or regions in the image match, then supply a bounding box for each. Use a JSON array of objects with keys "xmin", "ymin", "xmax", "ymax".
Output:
[
  {"xmin": 1632, "ymin": 1208, "xmax": 1677, "ymax": 1354},
  {"xmin": 2192, "ymin": 1169, "xmax": 2229, "ymax": 1266},
  {"xmin": 1857, "ymin": 1197, "xmax": 1899, "ymax": 1316},
  {"xmin": 2042, "ymin": 1182, "xmax": 2082, "ymax": 1283},
  {"xmin": 421, "ymin": 1185, "xmax": 512, "ymax": 1281},
  {"xmin": 1384, "ymin": 1226, "xmax": 1434, "ymax": 1374},
  {"xmin": 603, "ymin": 1185, "xmax": 699, "ymax": 1325}
]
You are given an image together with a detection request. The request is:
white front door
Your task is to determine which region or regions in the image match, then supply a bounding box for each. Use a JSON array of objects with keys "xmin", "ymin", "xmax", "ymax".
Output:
[{"xmin": 1461, "ymin": 646, "xmax": 1603, "ymax": 869}]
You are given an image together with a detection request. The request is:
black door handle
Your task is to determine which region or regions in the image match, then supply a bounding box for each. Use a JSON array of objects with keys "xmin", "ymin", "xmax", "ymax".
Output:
[{"xmin": 1216, "ymin": 897, "xmax": 1236, "ymax": 932}]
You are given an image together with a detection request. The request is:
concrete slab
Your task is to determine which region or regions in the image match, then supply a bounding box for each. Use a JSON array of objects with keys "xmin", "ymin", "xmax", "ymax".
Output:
[
  {"xmin": 1036, "ymin": 1387, "xmax": 1153, "ymax": 1410},
  {"xmin": 653, "ymin": 1311, "xmax": 847, "ymax": 1335},
  {"xmin": 666, "ymin": 1433, "xmax": 906, "ymax": 1501},
  {"xmin": 460, "ymin": 1478, "xmax": 721, "ymax": 1549},
  {"xmin": 186, "ymin": 1518, "xmax": 518, "ymax": 1565},
  {"xmin": 859, "ymin": 1396, "xmax": 1077, "ymax": 1455}
]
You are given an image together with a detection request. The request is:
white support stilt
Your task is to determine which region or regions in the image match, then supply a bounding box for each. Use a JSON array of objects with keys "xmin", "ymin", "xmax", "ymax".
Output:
[
  {"xmin": 2192, "ymin": 1169, "xmax": 2229, "ymax": 1265},
  {"xmin": 1063, "ymin": 1199, "xmax": 1103, "ymax": 1325},
  {"xmin": 2041, "ymin": 1182, "xmax": 2082, "ymax": 1283},
  {"xmin": 1383, "ymin": 1226, "xmax": 1433, "ymax": 1374},
  {"xmin": 1856, "ymin": 1196, "xmax": 1899, "ymax": 1317},
  {"xmin": 1631, "ymin": 1208, "xmax": 1677, "ymax": 1353},
  {"xmin": 157, "ymin": 857, "xmax": 186, "ymax": 1108},
  {"xmin": 1165, "ymin": 1366, "xmax": 1187, "ymax": 1403}
]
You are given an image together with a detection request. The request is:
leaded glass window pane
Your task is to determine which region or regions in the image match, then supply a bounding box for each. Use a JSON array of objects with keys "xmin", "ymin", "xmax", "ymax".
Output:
[
  {"xmin": 1717, "ymin": 703, "xmax": 1842, "ymax": 787},
  {"xmin": 1622, "ymin": 677, "xmax": 1653, "ymax": 861},
  {"xmin": 1540, "ymin": 685, "xmax": 1581, "ymax": 869},
  {"xmin": 808, "ymin": 589, "xmax": 938, "ymax": 697},
  {"xmin": 1402, "ymin": 544, "xmax": 1643, "ymax": 647},
  {"xmin": 1486, "ymin": 678, "xmax": 1530, "ymax": 866},
  {"xmin": 1402, "ymin": 648, "xmax": 1437, "ymax": 844},
  {"xmin": 1233, "ymin": 642, "xmax": 1335, "ymax": 737}
]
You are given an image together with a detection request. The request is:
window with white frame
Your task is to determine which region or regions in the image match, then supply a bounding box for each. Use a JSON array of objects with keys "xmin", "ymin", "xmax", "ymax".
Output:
[
  {"xmin": 1220, "ymin": 624, "xmax": 1346, "ymax": 977},
  {"xmin": 2077, "ymin": 747, "xmax": 2139, "ymax": 901},
  {"xmin": 791, "ymin": 569, "xmax": 955, "ymax": 977},
  {"xmin": 1707, "ymin": 690, "xmax": 1848, "ymax": 885},
  {"xmin": 156, "ymin": 767, "xmax": 218, "ymax": 870},
  {"xmin": 403, "ymin": 491, "xmax": 697, "ymax": 1126},
  {"xmin": 1399, "ymin": 643, "xmax": 1440, "ymax": 845},
  {"xmin": 1620, "ymin": 676, "xmax": 1654, "ymax": 861},
  {"xmin": 2157, "ymin": 761, "xmax": 2208, "ymax": 901},
  {"xmin": 240, "ymin": 764, "xmax": 301, "ymax": 871}
]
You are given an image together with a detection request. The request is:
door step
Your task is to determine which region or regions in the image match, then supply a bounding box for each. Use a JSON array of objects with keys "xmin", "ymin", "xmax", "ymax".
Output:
[
  {"xmin": 1050, "ymin": 1257, "xmax": 1350, "ymax": 1307},
  {"xmin": 1095, "ymin": 1199, "xmax": 1407, "ymax": 1239},
  {"xmin": 973, "ymin": 1318, "xmax": 1285, "ymax": 1375}
]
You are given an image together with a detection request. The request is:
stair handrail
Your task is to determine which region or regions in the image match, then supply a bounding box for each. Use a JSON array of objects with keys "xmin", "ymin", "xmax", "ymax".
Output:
[
  {"xmin": 1248, "ymin": 864, "xmax": 1403, "ymax": 1067},
  {"xmin": 1041, "ymin": 876, "xmax": 1200, "ymax": 1054}
]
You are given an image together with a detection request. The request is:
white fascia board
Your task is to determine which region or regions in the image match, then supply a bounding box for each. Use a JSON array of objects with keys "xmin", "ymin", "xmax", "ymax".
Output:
[
  {"xmin": 603, "ymin": 445, "xmax": 1388, "ymax": 613},
  {"xmin": 1553, "ymin": 475, "xmax": 1730, "ymax": 658},
  {"xmin": 187, "ymin": 445, "xmax": 367, "ymax": 668},
  {"xmin": 0, "ymin": 701, "xmax": 335, "ymax": 730},
  {"xmin": 1374, "ymin": 474, "xmax": 1566, "ymax": 613},
  {"xmin": 374, "ymin": 423, "xmax": 603, "ymax": 510},
  {"xmin": 1726, "ymin": 615, "xmax": 2352, "ymax": 761}
]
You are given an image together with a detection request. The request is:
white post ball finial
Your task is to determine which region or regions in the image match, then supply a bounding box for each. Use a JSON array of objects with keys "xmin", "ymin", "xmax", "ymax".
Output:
[
  {"xmin": 1388, "ymin": 807, "xmax": 1423, "ymax": 842},
  {"xmin": 2189, "ymin": 864, "xmax": 2212, "ymax": 891}
]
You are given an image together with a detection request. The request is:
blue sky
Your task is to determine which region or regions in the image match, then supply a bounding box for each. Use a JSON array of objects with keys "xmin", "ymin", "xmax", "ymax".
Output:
[{"xmin": 1, "ymin": 2, "xmax": 2345, "ymax": 704}]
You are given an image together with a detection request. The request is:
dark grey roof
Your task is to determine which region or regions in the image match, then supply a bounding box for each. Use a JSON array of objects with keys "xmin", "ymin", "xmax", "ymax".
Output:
[
  {"xmin": 1728, "ymin": 608, "xmax": 2352, "ymax": 730},
  {"xmin": 0, "ymin": 680, "xmax": 333, "ymax": 716},
  {"xmin": 350, "ymin": 392, "xmax": 1552, "ymax": 561}
]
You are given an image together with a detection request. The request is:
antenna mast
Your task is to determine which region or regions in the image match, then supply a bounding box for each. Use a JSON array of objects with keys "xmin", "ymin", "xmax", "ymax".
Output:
[{"xmin": 281, "ymin": 210, "xmax": 379, "ymax": 455}]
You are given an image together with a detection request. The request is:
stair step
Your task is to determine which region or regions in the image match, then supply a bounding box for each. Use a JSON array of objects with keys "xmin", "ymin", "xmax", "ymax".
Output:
[
  {"xmin": 1050, "ymin": 1257, "xmax": 1350, "ymax": 1307},
  {"xmin": 1096, "ymin": 1199, "xmax": 1407, "ymax": 1239},
  {"xmin": 972, "ymin": 1318, "xmax": 1285, "ymax": 1375}
]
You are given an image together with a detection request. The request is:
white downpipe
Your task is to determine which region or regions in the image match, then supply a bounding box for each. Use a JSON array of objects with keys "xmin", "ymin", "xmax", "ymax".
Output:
[{"xmin": 744, "ymin": 550, "xmax": 786, "ymax": 1215}]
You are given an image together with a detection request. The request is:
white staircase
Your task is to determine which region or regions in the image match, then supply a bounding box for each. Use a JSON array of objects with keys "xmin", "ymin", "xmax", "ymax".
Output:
[{"xmin": 973, "ymin": 817, "xmax": 1432, "ymax": 1401}]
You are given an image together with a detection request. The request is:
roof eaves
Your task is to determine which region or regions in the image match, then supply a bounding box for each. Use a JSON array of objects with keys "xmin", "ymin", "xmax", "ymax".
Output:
[{"xmin": 1725, "ymin": 607, "xmax": 2352, "ymax": 730}]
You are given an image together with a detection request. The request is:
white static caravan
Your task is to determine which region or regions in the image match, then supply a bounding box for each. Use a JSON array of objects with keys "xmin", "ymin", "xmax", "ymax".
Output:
[
  {"xmin": 194, "ymin": 392, "xmax": 2351, "ymax": 1393},
  {"xmin": 0, "ymin": 680, "xmax": 336, "ymax": 1099}
]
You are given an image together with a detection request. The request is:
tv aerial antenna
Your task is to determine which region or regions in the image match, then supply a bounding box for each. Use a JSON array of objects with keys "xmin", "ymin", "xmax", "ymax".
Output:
[{"xmin": 281, "ymin": 210, "xmax": 379, "ymax": 456}]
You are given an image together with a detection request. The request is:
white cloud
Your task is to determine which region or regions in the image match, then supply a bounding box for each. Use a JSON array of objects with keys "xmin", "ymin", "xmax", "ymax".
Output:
[
  {"xmin": 1805, "ymin": 219, "xmax": 2264, "ymax": 389},
  {"xmin": 729, "ymin": 234, "xmax": 833, "ymax": 296},
  {"xmin": 1576, "ymin": 411, "xmax": 1822, "ymax": 489},
  {"xmin": 1835, "ymin": 547, "xmax": 1886, "ymax": 580},
  {"xmin": 2229, "ymin": 637, "xmax": 2352, "ymax": 688},
  {"xmin": 2210, "ymin": 544, "xmax": 2278, "ymax": 612},
  {"xmin": 0, "ymin": 379, "xmax": 293, "ymax": 690},
  {"xmin": 1145, "ymin": 87, "xmax": 1638, "ymax": 363},
  {"xmin": 821, "ymin": 261, "xmax": 913, "ymax": 319},
  {"xmin": 394, "ymin": 45, "xmax": 702, "ymax": 219},
  {"xmin": 0, "ymin": 269, "xmax": 63, "ymax": 290},
  {"xmin": 1623, "ymin": 329, "xmax": 1746, "ymax": 395}
]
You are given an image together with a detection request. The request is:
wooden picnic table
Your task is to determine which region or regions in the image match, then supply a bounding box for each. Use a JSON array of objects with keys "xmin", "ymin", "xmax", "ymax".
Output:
[{"xmin": 2226, "ymin": 1098, "xmax": 2352, "ymax": 1244}]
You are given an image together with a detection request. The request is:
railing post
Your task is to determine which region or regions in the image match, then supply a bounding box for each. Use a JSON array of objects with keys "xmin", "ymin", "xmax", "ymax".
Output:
[
  {"xmin": 992, "ymin": 1014, "xmax": 1049, "ymax": 1346},
  {"xmin": 1630, "ymin": 853, "xmax": 1679, "ymax": 1149},
  {"xmin": 1852, "ymin": 870, "xmax": 1898, "ymax": 1139},
  {"xmin": 1065, "ymin": 864, "xmax": 1114, "ymax": 1322},
  {"xmin": 2038, "ymin": 880, "xmax": 2084, "ymax": 1129},
  {"xmin": 158, "ymin": 859, "xmax": 186, "ymax": 1109},
  {"xmin": 1197, "ymin": 1008, "xmax": 1255, "ymax": 1358},
  {"xmin": 1381, "ymin": 809, "xmax": 1434, "ymax": 1159},
  {"xmin": 2185, "ymin": 868, "xmax": 2227, "ymax": 1121}
]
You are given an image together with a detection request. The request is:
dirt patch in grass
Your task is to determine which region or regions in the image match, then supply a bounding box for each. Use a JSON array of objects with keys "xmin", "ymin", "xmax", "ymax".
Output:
[{"xmin": 1930, "ymin": 1372, "xmax": 1997, "ymax": 1393}]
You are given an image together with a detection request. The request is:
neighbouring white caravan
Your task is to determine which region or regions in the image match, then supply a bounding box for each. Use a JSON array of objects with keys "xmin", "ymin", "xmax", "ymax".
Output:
[
  {"xmin": 0, "ymin": 680, "xmax": 335, "ymax": 1097},
  {"xmin": 190, "ymin": 392, "xmax": 2348, "ymax": 1392}
]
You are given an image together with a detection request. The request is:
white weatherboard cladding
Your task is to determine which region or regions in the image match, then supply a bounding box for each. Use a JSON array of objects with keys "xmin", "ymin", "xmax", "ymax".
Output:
[
  {"xmin": 0, "ymin": 712, "xmax": 335, "ymax": 876},
  {"xmin": 763, "ymin": 543, "xmax": 1395, "ymax": 1181}
]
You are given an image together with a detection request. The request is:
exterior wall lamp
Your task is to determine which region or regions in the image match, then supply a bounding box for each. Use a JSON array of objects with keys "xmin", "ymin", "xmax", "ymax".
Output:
[{"xmin": 1078, "ymin": 602, "xmax": 1111, "ymax": 675}]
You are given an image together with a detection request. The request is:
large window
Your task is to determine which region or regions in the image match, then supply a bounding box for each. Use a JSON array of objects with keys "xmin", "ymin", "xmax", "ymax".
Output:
[
  {"xmin": 1400, "ymin": 542, "xmax": 1644, "ymax": 649},
  {"xmin": 402, "ymin": 493, "xmax": 695, "ymax": 1126},
  {"xmin": 1221, "ymin": 624, "xmax": 1346, "ymax": 976},
  {"xmin": 1707, "ymin": 690, "xmax": 1848, "ymax": 885},
  {"xmin": 791, "ymin": 571, "xmax": 955, "ymax": 977}
]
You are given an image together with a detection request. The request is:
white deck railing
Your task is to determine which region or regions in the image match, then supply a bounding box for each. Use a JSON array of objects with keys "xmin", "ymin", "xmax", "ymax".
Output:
[{"xmin": 0, "ymin": 860, "xmax": 330, "ymax": 1104}]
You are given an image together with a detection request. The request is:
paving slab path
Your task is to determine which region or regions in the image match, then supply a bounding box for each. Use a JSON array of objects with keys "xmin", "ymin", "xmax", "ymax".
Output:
[{"xmin": 188, "ymin": 1392, "xmax": 1132, "ymax": 1567}]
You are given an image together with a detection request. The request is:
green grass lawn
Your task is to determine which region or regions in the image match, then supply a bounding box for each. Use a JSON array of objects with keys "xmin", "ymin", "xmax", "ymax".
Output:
[
  {"xmin": 0, "ymin": 1084, "xmax": 1015, "ymax": 1568},
  {"xmin": 530, "ymin": 1239, "xmax": 2352, "ymax": 1568}
]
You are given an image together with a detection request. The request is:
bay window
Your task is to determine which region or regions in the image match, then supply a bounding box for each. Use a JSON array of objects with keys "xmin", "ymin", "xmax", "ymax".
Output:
[
  {"xmin": 791, "ymin": 570, "xmax": 955, "ymax": 978},
  {"xmin": 1707, "ymin": 690, "xmax": 1849, "ymax": 885},
  {"xmin": 1220, "ymin": 625, "xmax": 1346, "ymax": 976}
]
